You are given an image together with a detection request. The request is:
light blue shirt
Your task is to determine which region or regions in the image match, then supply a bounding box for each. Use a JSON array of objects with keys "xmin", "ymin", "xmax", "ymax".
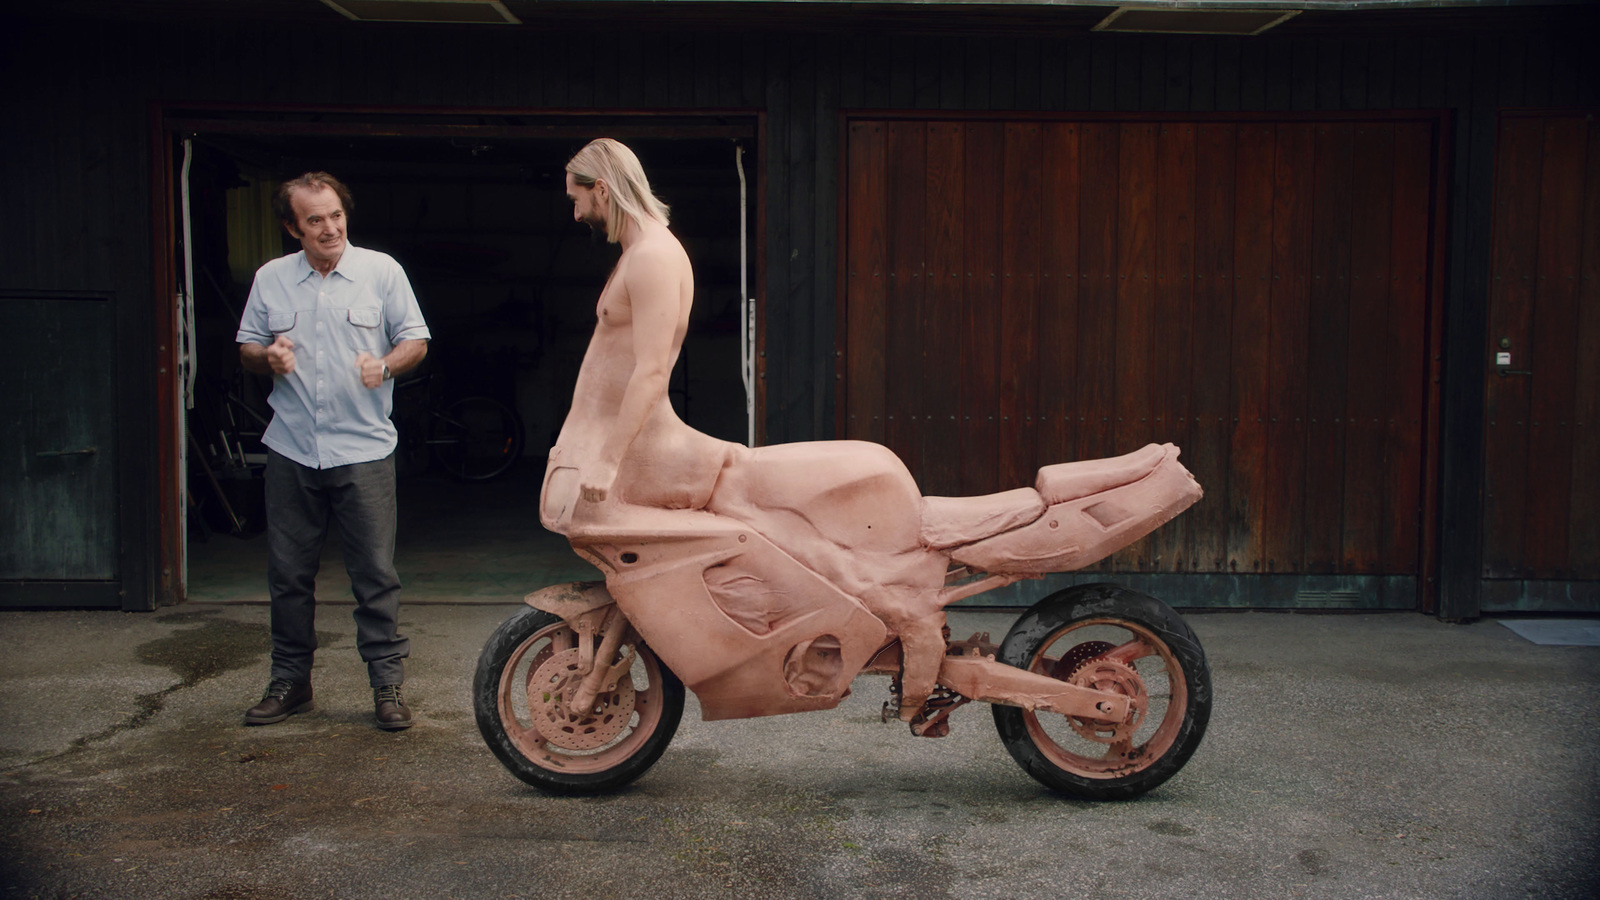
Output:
[{"xmin": 236, "ymin": 245, "xmax": 430, "ymax": 469}]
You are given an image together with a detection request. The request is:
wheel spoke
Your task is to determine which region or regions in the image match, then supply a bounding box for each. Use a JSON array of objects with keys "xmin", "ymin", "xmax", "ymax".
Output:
[{"xmin": 1103, "ymin": 637, "xmax": 1156, "ymax": 665}]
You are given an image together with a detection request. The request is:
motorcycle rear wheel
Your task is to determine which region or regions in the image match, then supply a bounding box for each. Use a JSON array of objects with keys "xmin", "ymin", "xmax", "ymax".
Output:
[
  {"xmin": 474, "ymin": 605, "xmax": 684, "ymax": 795},
  {"xmin": 992, "ymin": 584, "xmax": 1211, "ymax": 800}
]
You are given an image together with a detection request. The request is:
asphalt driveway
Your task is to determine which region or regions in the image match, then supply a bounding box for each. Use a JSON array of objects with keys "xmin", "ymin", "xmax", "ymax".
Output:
[{"xmin": 1, "ymin": 603, "xmax": 1596, "ymax": 899}]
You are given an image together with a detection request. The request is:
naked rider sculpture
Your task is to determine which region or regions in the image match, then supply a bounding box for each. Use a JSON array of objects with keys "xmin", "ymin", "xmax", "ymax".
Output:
[
  {"xmin": 543, "ymin": 139, "xmax": 956, "ymax": 720},
  {"xmin": 493, "ymin": 139, "xmax": 1208, "ymax": 797},
  {"xmin": 540, "ymin": 138, "xmax": 1202, "ymax": 727}
]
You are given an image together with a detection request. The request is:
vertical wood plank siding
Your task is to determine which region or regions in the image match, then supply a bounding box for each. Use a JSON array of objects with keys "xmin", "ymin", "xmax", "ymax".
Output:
[
  {"xmin": 960, "ymin": 124, "xmax": 1005, "ymax": 497},
  {"xmin": 1190, "ymin": 123, "xmax": 1238, "ymax": 575},
  {"xmin": 1, "ymin": 17, "xmax": 1595, "ymax": 609},
  {"xmin": 1483, "ymin": 113, "xmax": 1600, "ymax": 582},
  {"xmin": 1575, "ymin": 129, "xmax": 1600, "ymax": 581},
  {"xmin": 842, "ymin": 117, "xmax": 1441, "ymax": 578},
  {"xmin": 844, "ymin": 122, "xmax": 887, "ymax": 446}
]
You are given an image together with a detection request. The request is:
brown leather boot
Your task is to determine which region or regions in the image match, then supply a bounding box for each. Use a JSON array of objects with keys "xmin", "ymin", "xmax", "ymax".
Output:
[
  {"xmin": 243, "ymin": 679, "xmax": 313, "ymax": 726},
  {"xmin": 373, "ymin": 684, "xmax": 413, "ymax": 731}
]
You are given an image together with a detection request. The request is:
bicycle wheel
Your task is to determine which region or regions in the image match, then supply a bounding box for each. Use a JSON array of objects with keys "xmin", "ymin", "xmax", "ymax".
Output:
[{"xmin": 429, "ymin": 395, "xmax": 525, "ymax": 481}]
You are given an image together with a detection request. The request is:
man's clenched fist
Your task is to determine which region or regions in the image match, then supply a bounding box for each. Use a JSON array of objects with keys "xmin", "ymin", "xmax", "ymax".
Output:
[
  {"xmin": 355, "ymin": 352, "xmax": 386, "ymax": 389},
  {"xmin": 265, "ymin": 335, "xmax": 297, "ymax": 375}
]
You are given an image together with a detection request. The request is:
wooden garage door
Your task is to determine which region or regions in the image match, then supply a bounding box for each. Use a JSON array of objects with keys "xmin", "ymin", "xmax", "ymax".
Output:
[
  {"xmin": 839, "ymin": 116, "xmax": 1442, "ymax": 584},
  {"xmin": 0, "ymin": 295, "xmax": 120, "ymax": 600},
  {"xmin": 1482, "ymin": 111, "xmax": 1600, "ymax": 611}
]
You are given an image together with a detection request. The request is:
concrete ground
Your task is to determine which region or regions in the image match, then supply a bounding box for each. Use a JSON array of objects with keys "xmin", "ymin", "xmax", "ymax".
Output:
[
  {"xmin": 4, "ymin": 471, "xmax": 1598, "ymax": 898},
  {"xmin": 2, "ymin": 599, "xmax": 1597, "ymax": 900}
]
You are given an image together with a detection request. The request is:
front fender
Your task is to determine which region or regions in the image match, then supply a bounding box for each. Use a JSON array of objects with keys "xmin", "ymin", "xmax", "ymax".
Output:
[{"xmin": 525, "ymin": 581, "xmax": 615, "ymax": 621}]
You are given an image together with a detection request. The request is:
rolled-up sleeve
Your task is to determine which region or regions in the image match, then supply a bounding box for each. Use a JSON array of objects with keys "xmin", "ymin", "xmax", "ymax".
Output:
[
  {"xmin": 383, "ymin": 259, "xmax": 431, "ymax": 345},
  {"xmin": 236, "ymin": 276, "xmax": 275, "ymax": 345}
]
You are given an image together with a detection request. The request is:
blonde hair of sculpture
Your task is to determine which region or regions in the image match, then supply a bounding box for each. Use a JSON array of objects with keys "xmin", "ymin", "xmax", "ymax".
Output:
[{"xmin": 566, "ymin": 138, "xmax": 671, "ymax": 243}]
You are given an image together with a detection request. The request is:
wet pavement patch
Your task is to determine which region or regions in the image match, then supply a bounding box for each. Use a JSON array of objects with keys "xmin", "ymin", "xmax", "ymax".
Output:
[
  {"xmin": 138, "ymin": 617, "xmax": 268, "ymax": 686},
  {"xmin": 138, "ymin": 616, "xmax": 340, "ymax": 687},
  {"xmin": 58, "ymin": 618, "xmax": 325, "ymax": 753}
]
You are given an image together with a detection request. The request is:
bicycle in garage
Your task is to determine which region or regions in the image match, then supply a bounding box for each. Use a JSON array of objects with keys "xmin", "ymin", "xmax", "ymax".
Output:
[{"xmin": 394, "ymin": 373, "xmax": 525, "ymax": 482}]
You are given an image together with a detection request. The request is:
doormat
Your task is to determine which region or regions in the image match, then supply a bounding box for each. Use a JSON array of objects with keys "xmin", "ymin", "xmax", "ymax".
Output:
[{"xmin": 1496, "ymin": 619, "xmax": 1600, "ymax": 647}]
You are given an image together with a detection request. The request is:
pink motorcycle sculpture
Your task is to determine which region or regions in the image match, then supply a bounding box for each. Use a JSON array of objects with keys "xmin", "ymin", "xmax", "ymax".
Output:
[{"xmin": 474, "ymin": 439, "xmax": 1209, "ymax": 800}]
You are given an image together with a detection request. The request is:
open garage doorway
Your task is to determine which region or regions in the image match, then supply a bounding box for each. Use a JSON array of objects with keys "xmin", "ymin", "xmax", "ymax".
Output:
[{"xmin": 167, "ymin": 111, "xmax": 761, "ymax": 604}]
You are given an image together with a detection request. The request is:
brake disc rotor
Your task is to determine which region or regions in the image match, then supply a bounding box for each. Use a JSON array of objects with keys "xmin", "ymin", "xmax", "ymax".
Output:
[
  {"xmin": 527, "ymin": 647, "xmax": 637, "ymax": 751},
  {"xmin": 1050, "ymin": 640, "xmax": 1116, "ymax": 680},
  {"xmin": 1066, "ymin": 657, "xmax": 1147, "ymax": 745}
]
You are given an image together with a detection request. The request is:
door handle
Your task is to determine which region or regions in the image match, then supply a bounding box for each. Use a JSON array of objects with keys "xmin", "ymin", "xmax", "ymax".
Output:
[
  {"xmin": 1495, "ymin": 340, "xmax": 1531, "ymax": 376},
  {"xmin": 36, "ymin": 447, "xmax": 98, "ymax": 457}
]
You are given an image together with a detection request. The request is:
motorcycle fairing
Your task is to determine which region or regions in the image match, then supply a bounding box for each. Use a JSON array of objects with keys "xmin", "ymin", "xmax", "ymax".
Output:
[
  {"xmin": 533, "ymin": 441, "xmax": 1200, "ymax": 723},
  {"xmin": 561, "ymin": 505, "xmax": 889, "ymax": 721}
]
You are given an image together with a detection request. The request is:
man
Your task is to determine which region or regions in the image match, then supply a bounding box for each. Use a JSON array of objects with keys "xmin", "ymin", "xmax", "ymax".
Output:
[
  {"xmin": 236, "ymin": 172, "xmax": 430, "ymax": 731},
  {"xmin": 544, "ymin": 140, "xmax": 949, "ymax": 724}
]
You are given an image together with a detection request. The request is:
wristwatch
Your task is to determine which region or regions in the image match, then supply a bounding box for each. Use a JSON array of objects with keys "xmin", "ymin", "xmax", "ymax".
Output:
[{"xmin": 381, "ymin": 363, "xmax": 392, "ymax": 381}]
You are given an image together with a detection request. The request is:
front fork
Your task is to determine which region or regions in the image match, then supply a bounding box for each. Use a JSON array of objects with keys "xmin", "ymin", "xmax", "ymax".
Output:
[
  {"xmin": 567, "ymin": 606, "xmax": 638, "ymax": 715},
  {"xmin": 524, "ymin": 583, "xmax": 640, "ymax": 717}
]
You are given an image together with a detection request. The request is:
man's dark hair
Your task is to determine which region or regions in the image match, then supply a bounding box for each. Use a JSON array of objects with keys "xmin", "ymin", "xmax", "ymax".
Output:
[{"xmin": 274, "ymin": 172, "xmax": 354, "ymax": 232}]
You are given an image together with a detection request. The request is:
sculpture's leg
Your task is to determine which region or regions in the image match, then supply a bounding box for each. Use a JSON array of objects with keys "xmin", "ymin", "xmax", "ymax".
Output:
[{"xmin": 895, "ymin": 610, "xmax": 947, "ymax": 722}]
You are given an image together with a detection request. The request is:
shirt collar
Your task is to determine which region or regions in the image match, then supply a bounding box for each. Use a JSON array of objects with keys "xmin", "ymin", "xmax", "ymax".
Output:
[{"xmin": 294, "ymin": 246, "xmax": 359, "ymax": 284}]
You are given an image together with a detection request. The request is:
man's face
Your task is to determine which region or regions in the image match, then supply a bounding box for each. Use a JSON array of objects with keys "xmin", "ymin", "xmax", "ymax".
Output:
[
  {"xmin": 565, "ymin": 172, "xmax": 606, "ymax": 240},
  {"xmin": 286, "ymin": 185, "xmax": 347, "ymax": 268}
]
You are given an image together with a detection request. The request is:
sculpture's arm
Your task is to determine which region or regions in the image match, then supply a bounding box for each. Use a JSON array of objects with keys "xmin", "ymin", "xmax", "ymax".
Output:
[{"xmin": 580, "ymin": 243, "xmax": 682, "ymax": 503}]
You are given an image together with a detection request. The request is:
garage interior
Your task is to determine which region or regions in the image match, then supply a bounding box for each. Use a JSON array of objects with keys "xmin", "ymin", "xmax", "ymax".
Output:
[{"xmin": 179, "ymin": 120, "xmax": 758, "ymax": 604}]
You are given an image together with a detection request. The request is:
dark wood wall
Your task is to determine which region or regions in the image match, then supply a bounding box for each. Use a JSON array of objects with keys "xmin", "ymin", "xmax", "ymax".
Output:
[
  {"xmin": 1482, "ymin": 110, "xmax": 1600, "ymax": 610},
  {"xmin": 841, "ymin": 115, "xmax": 1440, "ymax": 586},
  {"xmin": 1, "ymin": 7, "xmax": 1596, "ymax": 610}
]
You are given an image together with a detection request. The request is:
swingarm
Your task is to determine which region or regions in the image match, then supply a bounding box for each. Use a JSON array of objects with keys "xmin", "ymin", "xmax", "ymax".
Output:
[{"xmin": 938, "ymin": 655, "xmax": 1134, "ymax": 721}]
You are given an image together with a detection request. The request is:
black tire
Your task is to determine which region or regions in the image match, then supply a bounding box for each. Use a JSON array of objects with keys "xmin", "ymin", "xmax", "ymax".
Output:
[
  {"xmin": 430, "ymin": 396, "xmax": 525, "ymax": 481},
  {"xmin": 473, "ymin": 605, "xmax": 685, "ymax": 795},
  {"xmin": 991, "ymin": 583, "xmax": 1211, "ymax": 800}
]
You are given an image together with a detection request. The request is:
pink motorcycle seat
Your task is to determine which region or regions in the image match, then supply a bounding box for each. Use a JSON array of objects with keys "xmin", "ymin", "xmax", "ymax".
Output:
[
  {"xmin": 919, "ymin": 487, "xmax": 1047, "ymax": 550},
  {"xmin": 1034, "ymin": 443, "xmax": 1170, "ymax": 506}
]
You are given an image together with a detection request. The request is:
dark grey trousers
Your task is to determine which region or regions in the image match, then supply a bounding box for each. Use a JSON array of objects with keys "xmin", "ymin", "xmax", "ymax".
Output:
[{"xmin": 264, "ymin": 450, "xmax": 408, "ymax": 687}]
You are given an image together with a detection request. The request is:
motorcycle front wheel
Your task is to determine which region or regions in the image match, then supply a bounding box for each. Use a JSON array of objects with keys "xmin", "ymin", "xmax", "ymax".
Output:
[
  {"xmin": 474, "ymin": 605, "xmax": 685, "ymax": 795},
  {"xmin": 992, "ymin": 584, "xmax": 1211, "ymax": 800}
]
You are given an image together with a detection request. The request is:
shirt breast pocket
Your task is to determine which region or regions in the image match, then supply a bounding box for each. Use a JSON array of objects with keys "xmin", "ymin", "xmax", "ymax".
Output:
[
  {"xmin": 348, "ymin": 308, "xmax": 381, "ymax": 329},
  {"xmin": 346, "ymin": 306, "xmax": 384, "ymax": 354},
  {"xmin": 267, "ymin": 313, "xmax": 297, "ymax": 334}
]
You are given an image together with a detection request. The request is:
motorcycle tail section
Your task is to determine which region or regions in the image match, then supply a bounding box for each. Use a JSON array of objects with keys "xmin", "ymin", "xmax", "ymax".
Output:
[{"xmin": 949, "ymin": 443, "xmax": 1202, "ymax": 576}]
